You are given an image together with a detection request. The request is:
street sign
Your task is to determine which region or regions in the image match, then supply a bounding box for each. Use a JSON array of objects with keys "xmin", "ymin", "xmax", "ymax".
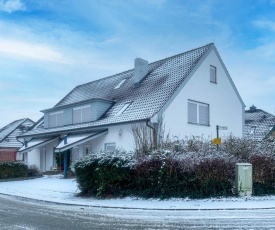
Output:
[
  {"xmin": 213, "ymin": 138, "xmax": 221, "ymax": 145},
  {"xmin": 218, "ymin": 126, "xmax": 228, "ymax": 130}
]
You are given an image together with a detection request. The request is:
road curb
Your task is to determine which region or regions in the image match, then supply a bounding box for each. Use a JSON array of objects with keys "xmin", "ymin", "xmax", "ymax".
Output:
[{"xmin": 1, "ymin": 193, "xmax": 275, "ymax": 211}]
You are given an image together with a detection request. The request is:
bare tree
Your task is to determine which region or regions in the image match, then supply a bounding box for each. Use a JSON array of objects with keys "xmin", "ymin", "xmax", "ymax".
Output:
[{"xmin": 132, "ymin": 116, "xmax": 165, "ymax": 157}]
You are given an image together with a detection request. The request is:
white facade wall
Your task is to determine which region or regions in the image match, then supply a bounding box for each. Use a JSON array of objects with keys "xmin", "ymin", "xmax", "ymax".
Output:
[
  {"xmin": 162, "ymin": 49, "xmax": 244, "ymax": 140},
  {"xmin": 79, "ymin": 123, "xmax": 136, "ymax": 155},
  {"xmin": 25, "ymin": 139, "xmax": 59, "ymax": 172},
  {"xmin": 26, "ymin": 148, "xmax": 40, "ymax": 167},
  {"xmin": 45, "ymin": 139, "xmax": 59, "ymax": 170}
]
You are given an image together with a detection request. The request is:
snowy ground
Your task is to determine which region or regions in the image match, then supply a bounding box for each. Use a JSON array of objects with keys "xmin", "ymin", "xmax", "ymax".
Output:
[{"xmin": 0, "ymin": 175, "xmax": 275, "ymax": 210}]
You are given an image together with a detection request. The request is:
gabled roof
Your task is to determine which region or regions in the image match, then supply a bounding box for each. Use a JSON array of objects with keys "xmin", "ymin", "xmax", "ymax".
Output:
[
  {"xmin": 245, "ymin": 106, "xmax": 275, "ymax": 141},
  {"xmin": 0, "ymin": 118, "xmax": 34, "ymax": 148},
  {"xmin": 20, "ymin": 43, "xmax": 235, "ymax": 138}
]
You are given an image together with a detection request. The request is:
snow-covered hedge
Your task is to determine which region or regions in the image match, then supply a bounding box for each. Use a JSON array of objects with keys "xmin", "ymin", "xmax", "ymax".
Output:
[
  {"xmin": 75, "ymin": 149, "xmax": 135, "ymax": 196},
  {"xmin": 0, "ymin": 161, "xmax": 28, "ymax": 179},
  {"xmin": 74, "ymin": 137, "xmax": 275, "ymax": 198}
]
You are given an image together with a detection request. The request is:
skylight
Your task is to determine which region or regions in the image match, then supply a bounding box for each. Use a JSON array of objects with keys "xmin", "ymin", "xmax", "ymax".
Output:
[
  {"xmin": 114, "ymin": 79, "xmax": 127, "ymax": 89},
  {"xmin": 117, "ymin": 102, "xmax": 132, "ymax": 115}
]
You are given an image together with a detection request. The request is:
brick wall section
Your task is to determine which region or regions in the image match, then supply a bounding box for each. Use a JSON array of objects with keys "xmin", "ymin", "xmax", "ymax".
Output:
[{"xmin": 0, "ymin": 149, "xmax": 16, "ymax": 162}]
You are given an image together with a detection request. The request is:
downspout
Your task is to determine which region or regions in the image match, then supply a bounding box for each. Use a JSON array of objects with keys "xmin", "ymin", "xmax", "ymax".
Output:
[{"xmin": 146, "ymin": 119, "xmax": 157, "ymax": 149}]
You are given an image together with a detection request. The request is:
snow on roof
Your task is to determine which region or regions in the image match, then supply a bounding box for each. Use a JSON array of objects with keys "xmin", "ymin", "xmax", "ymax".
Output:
[
  {"xmin": 20, "ymin": 43, "xmax": 214, "ymax": 137},
  {"xmin": 245, "ymin": 106, "xmax": 275, "ymax": 141},
  {"xmin": 0, "ymin": 118, "xmax": 34, "ymax": 148}
]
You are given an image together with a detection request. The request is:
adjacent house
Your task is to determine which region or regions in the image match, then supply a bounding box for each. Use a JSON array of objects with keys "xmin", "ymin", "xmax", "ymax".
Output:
[
  {"xmin": 245, "ymin": 105, "xmax": 275, "ymax": 141},
  {"xmin": 0, "ymin": 118, "xmax": 34, "ymax": 162},
  {"xmin": 17, "ymin": 43, "xmax": 245, "ymax": 172}
]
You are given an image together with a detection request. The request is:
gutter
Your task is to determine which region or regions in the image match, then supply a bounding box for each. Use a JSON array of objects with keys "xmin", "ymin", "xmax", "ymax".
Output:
[{"xmin": 146, "ymin": 119, "xmax": 157, "ymax": 148}]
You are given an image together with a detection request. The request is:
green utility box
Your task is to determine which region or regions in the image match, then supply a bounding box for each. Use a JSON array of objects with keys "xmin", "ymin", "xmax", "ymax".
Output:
[{"xmin": 235, "ymin": 163, "xmax": 252, "ymax": 196}]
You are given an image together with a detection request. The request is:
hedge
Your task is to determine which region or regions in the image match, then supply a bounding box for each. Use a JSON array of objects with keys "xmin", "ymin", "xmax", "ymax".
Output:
[
  {"xmin": 0, "ymin": 161, "xmax": 28, "ymax": 179},
  {"xmin": 74, "ymin": 137, "xmax": 275, "ymax": 199}
]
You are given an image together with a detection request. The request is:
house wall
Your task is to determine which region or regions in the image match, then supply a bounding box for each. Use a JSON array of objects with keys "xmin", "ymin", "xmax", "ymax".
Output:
[
  {"xmin": 162, "ymin": 49, "xmax": 244, "ymax": 140},
  {"xmin": 24, "ymin": 139, "xmax": 59, "ymax": 172},
  {"xmin": 80, "ymin": 123, "xmax": 136, "ymax": 155},
  {"xmin": 27, "ymin": 148, "xmax": 40, "ymax": 167},
  {"xmin": 0, "ymin": 149, "xmax": 16, "ymax": 162}
]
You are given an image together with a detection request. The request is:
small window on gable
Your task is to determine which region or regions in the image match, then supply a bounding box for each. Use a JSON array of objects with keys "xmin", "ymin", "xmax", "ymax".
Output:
[
  {"xmin": 210, "ymin": 65, "xmax": 217, "ymax": 83},
  {"xmin": 49, "ymin": 111, "xmax": 64, "ymax": 128},
  {"xmin": 114, "ymin": 79, "xmax": 127, "ymax": 89},
  {"xmin": 73, "ymin": 105, "xmax": 91, "ymax": 124},
  {"xmin": 117, "ymin": 102, "xmax": 132, "ymax": 115},
  {"xmin": 105, "ymin": 143, "xmax": 116, "ymax": 152}
]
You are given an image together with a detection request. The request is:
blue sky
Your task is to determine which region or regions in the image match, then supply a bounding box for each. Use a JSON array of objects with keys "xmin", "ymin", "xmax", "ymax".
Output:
[{"xmin": 0, "ymin": 0, "xmax": 274, "ymax": 127}]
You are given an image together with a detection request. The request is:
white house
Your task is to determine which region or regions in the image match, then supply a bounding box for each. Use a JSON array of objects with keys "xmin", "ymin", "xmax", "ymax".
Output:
[{"xmin": 17, "ymin": 43, "xmax": 244, "ymax": 172}]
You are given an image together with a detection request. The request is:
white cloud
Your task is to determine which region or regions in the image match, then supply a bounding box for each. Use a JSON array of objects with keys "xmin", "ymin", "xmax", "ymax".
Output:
[
  {"xmin": 245, "ymin": 42, "xmax": 275, "ymax": 59},
  {"xmin": 253, "ymin": 19, "xmax": 275, "ymax": 31},
  {"xmin": 0, "ymin": 38, "xmax": 69, "ymax": 63},
  {"xmin": 0, "ymin": 0, "xmax": 25, "ymax": 13}
]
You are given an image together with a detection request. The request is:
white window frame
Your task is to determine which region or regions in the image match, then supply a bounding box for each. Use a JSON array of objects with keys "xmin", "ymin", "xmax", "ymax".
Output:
[
  {"xmin": 117, "ymin": 102, "xmax": 132, "ymax": 115},
  {"xmin": 188, "ymin": 100, "xmax": 209, "ymax": 126},
  {"xmin": 210, "ymin": 65, "xmax": 217, "ymax": 83},
  {"xmin": 49, "ymin": 111, "xmax": 64, "ymax": 128},
  {"xmin": 73, "ymin": 105, "xmax": 91, "ymax": 124},
  {"xmin": 114, "ymin": 79, "xmax": 127, "ymax": 89},
  {"xmin": 105, "ymin": 143, "xmax": 116, "ymax": 152}
]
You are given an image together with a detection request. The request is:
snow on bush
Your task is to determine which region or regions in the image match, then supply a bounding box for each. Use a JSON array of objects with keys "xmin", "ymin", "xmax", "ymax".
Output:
[
  {"xmin": 0, "ymin": 161, "xmax": 28, "ymax": 179},
  {"xmin": 75, "ymin": 136, "xmax": 275, "ymax": 198}
]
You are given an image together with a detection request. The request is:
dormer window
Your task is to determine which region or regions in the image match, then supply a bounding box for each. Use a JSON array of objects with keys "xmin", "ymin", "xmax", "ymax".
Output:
[
  {"xmin": 210, "ymin": 65, "xmax": 217, "ymax": 83},
  {"xmin": 114, "ymin": 79, "xmax": 127, "ymax": 89},
  {"xmin": 49, "ymin": 111, "xmax": 63, "ymax": 128},
  {"xmin": 73, "ymin": 105, "xmax": 91, "ymax": 124},
  {"xmin": 117, "ymin": 102, "xmax": 132, "ymax": 115}
]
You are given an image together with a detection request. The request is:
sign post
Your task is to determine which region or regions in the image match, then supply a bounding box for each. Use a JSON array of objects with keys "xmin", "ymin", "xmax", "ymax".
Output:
[{"xmin": 213, "ymin": 125, "xmax": 228, "ymax": 151}]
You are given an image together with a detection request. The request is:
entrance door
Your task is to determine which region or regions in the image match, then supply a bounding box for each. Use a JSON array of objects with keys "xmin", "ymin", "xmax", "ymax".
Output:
[{"xmin": 40, "ymin": 148, "xmax": 46, "ymax": 172}]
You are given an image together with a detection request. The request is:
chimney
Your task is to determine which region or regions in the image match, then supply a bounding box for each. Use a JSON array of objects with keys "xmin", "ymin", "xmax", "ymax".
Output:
[
  {"xmin": 250, "ymin": 105, "xmax": 256, "ymax": 112},
  {"xmin": 134, "ymin": 58, "xmax": 148, "ymax": 87}
]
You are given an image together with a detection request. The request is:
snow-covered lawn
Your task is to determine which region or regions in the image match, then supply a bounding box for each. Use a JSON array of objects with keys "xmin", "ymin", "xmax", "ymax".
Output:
[{"xmin": 0, "ymin": 175, "xmax": 275, "ymax": 210}]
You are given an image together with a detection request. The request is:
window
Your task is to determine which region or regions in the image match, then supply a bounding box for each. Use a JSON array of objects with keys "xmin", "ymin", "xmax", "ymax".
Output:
[
  {"xmin": 73, "ymin": 105, "xmax": 91, "ymax": 124},
  {"xmin": 105, "ymin": 143, "xmax": 116, "ymax": 152},
  {"xmin": 117, "ymin": 102, "xmax": 132, "ymax": 115},
  {"xmin": 188, "ymin": 100, "xmax": 209, "ymax": 125},
  {"xmin": 210, "ymin": 65, "xmax": 217, "ymax": 83},
  {"xmin": 114, "ymin": 79, "xmax": 127, "ymax": 89},
  {"xmin": 49, "ymin": 111, "xmax": 63, "ymax": 127}
]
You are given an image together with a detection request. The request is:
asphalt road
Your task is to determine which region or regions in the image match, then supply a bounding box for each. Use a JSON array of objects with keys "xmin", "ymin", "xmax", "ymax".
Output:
[{"xmin": 1, "ymin": 194, "xmax": 275, "ymax": 229}]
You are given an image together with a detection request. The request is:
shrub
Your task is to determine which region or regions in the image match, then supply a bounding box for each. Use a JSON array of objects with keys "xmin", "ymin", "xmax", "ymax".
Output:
[
  {"xmin": 249, "ymin": 153, "xmax": 275, "ymax": 195},
  {"xmin": 74, "ymin": 136, "xmax": 275, "ymax": 199},
  {"xmin": 28, "ymin": 165, "xmax": 43, "ymax": 177},
  {"xmin": 75, "ymin": 149, "xmax": 135, "ymax": 197},
  {"xmin": 0, "ymin": 161, "xmax": 28, "ymax": 179}
]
